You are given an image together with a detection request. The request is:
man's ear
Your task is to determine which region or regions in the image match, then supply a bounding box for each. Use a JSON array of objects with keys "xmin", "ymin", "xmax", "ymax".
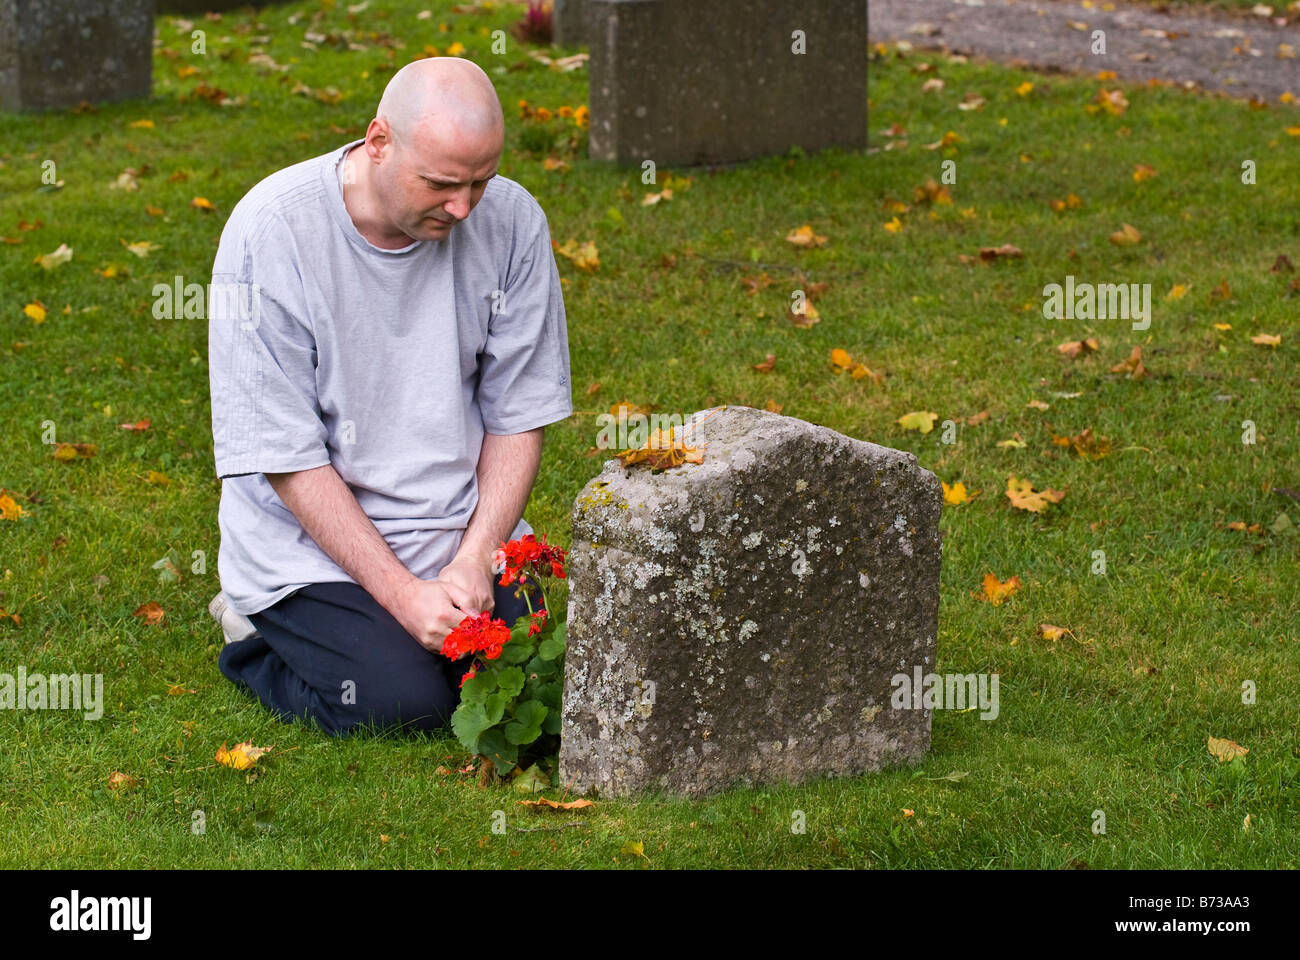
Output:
[{"xmin": 364, "ymin": 116, "xmax": 394, "ymax": 163}]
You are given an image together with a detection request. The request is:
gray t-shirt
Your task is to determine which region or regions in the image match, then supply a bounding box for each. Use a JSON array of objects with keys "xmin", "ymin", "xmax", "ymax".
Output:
[{"xmin": 208, "ymin": 139, "xmax": 573, "ymax": 615}]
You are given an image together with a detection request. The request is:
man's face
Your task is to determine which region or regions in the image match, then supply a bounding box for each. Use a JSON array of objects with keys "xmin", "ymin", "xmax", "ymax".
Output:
[{"xmin": 376, "ymin": 122, "xmax": 501, "ymax": 243}]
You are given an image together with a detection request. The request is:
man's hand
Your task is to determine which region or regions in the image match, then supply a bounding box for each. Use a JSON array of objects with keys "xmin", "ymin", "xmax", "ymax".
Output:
[
  {"xmin": 389, "ymin": 579, "xmax": 470, "ymax": 654},
  {"xmin": 435, "ymin": 555, "xmax": 496, "ymax": 618}
]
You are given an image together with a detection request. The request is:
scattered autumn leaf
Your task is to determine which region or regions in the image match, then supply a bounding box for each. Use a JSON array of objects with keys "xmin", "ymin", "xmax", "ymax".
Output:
[
  {"xmin": 53, "ymin": 442, "xmax": 97, "ymax": 461},
  {"xmin": 610, "ymin": 400, "xmax": 651, "ymax": 418},
  {"xmin": 913, "ymin": 178, "xmax": 953, "ymax": 205},
  {"xmin": 0, "ymin": 493, "xmax": 22, "ymax": 522},
  {"xmin": 1165, "ymin": 284, "xmax": 1189, "ymax": 301},
  {"xmin": 616, "ymin": 428, "xmax": 704, "ymax": 471},
  {"xmin": 190, "ymin": 196, "xmax": 215, "ymax": 212},
  {"xmin": 553, "ymin": 238, "xmax": 599, "ymax": 271},
  {"xmin": 1089, "ymin": 88, "xmax": 1129, "ymax": 116},
  {"xmin": 752, "ymin": 353, "xmax": 776, "ymax": 373},
  {"xmin": 34, "ymin": 243, "xmax": 73, "ymax": 270},
  {"xmin": 788, "ymin": 299, "xmax": 821, "ymax": 329},
  {"xmin": 1050, "ymin": 193, "xmax": 1084, "ymax": 212},
  {"xmin": 1108, "ymin": 223, "xmax": 1141, "ymax": 246},
  {"xmin": 1110, "ymin": 345, "xmax": 1147, "ymax": 380},
  {"xmin": 897, "ymin": 411, "xmax": 939, "ymax": 434},
  {"xmin": 1207, "ymin": 737, "xmax": 1249, "ymax": 763},
  {"xmin": 1037, "ymin": 624, "xmax": 1074, "ymax": 641},
  {"xmin": 979, "ymin": 572, "xmax": 1022, "ymax": 605},
  {"xmin": 923, "ymin": 131, "xmax": 963, "ymax": 150},
  {"xmin": 1057, "ymin": 338, "xmax": 1099, "ymax": 359},
  {"xmin": 1051, "ymin": 427, "xmax": 1112, "ymax": 460},
  {"xmin": 118, "ymin": 419, "xmax": 151, "ymax": 431},
  {"xmin": 785, "ymin": 224, "xmax": 828, "ymax": 247},
  {"xmin": 216, "ymin": 741, "xmax": 273, "ymax": 770},
  {"xmin": 979, "ymin": 244, "xmax": 1023, "ymax": 261},
  {"xmin": 1005, "ymin": 475, "xmax": 1066, "ymax": 513},
  {"xmin": 132, "ymin": 601, "xmax": 165, "ymax": 626},
  {"xmin": 943, "ymin": 482, "xmax": 980, "ymax": 505},
  {"xmin": 1251, "ymin": 333, "xmax": 1281, "ymax": 347},
  {"xmin": 966, "ymin": 409, "xmax": 991, "ymax": 426},
  {"xmin": 517, "ymin": 797, "xmax": 596, "ymax": 810},
  {"xmin": 108, "ymin": 771, "xmax": 141, "ymax": 791}
]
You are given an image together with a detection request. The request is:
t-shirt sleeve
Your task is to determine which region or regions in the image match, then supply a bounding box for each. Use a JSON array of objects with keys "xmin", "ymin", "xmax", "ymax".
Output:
[
  {"xmin": 475, "ymin": 198, "xmax": 573, "ymax": 435},
  {"xmin": 208, "ymin": 218, "xmax": 331, "ymax": 479}
]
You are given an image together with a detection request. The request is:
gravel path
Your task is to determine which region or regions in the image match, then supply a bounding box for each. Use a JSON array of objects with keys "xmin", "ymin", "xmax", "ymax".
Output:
[{"xmin": 867, "ymin": 0, "xmax": 1300, "ymax": 101}]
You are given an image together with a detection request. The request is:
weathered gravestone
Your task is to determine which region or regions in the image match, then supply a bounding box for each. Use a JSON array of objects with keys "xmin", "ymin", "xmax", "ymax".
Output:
[
  {"xmin": 0, "ymin": 0, "xmax": 154, "ymax": 112},
  {"xmin": 587, "ymin": 0, "xmax": 867, "ymax": 167},
  {"xmin": 553, "ymin": 0, "xmax": 590, "ymax": 47},
  {"xmin": 559, "ymin": 406, "xmax": 942, "ymax": 797}
]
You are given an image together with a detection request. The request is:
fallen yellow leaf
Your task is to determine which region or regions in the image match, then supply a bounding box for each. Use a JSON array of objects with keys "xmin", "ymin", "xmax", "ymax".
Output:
[
  {"xmin": 979, "ymin": 573, "xmax": 1022, "ymax": 605},
  {"xmin": 216, "ymin": 741, "xmax": 273, "ymax": 770},
  {"xmin": 1005, "ymin": 475, "xmax": 1066, "ymax": 513},
  {"xmin": 1207, "ymin": 737, "xmax": 1248, "ymax": 763},
  {"xmin": 785, "ymin": 224, "xmax": 828, "ymax": 247},
  {"xmin": 897, "ymin": 411, "xmax": 939, "ymax": 434}
]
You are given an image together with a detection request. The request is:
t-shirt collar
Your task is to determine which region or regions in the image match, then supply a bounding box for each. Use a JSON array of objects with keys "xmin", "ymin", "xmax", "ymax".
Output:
[{"xmin": 323, "ymin": 139, "xmax": 426, "ymax": 256}]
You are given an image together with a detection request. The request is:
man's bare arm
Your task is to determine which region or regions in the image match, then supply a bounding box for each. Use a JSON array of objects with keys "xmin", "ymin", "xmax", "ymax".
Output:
[
  {"xmin": 435, "ymin": 428, "xmax": 545, "ymax": 615},
  {"xmin": 264, "ymin": 465, "xmax": 464, "ymax": 651}
]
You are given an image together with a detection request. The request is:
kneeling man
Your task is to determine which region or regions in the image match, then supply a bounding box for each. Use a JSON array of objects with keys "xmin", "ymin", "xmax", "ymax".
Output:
[{"xmin": 206, "ymin": 57, "xmax": 572, "ymax": 735}]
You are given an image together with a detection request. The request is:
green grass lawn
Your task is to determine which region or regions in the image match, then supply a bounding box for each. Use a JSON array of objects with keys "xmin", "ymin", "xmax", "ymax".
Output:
[{"xmin": 1, "ymin": 0, "xmax": 1297, "ymax": 868}]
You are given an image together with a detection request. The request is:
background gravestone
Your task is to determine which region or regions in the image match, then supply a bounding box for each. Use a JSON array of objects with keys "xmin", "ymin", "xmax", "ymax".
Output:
[
  {"xmin": 587, "ymin": 0, "xmax": 867, "ymax": 167},
  {"xmin": 559, "ymin": 406, "xmax": 942, "ymax": 798},
  {"xmin": 0, "ymin": 0, "xmax": 154, "ymax": 112},
  {"xmin": 553, "ymin": 0, "xmax": 590, "ymax": 47}
]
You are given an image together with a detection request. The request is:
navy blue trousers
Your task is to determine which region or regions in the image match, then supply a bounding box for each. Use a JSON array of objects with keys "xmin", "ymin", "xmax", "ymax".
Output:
[{"xmin": 217, "ymin": 579, "xmax": 539, "ymax": 737}]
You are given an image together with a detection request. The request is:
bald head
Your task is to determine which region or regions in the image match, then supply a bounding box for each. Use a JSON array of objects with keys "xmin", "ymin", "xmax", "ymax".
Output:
[
  {"xmin": 377, "ymin": 57, "xmax": 504, "ymax": 149},
  {"xmin": 351, "ymin": 57, "xmax": 505, "ymax": 246}
]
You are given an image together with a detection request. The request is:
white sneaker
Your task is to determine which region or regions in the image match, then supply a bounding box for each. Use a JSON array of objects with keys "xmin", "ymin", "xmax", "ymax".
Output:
[{"xmin": 208, "ymin": 591, "xmax": 260, "ymax": 645}]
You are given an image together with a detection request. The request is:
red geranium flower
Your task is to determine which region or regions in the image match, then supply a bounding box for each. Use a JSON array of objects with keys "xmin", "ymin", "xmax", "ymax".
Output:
[
  {"xmin": 441, "ymin": 610, "xmax": 511, "ymax": 661},
  {"xmin": 498, "ymin": 533, "xmax": 568, "ymax": 587}
]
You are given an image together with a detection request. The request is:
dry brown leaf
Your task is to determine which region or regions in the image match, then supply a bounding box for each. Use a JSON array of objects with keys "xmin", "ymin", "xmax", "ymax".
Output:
[
  {"xmin": 108, "ymin": 771, "xmax": 140, "ymax": 791},
  {"xmin": 1110, "ymin": 345, "xmax": 1147, "ymax": 380},
  {"xmin": 517, "ymin": 797, "xmax": 596, "ymax": 810},
  {"xmin": 979, "ymin": 244, "xmax": 1023, "ymax": 261},
  {"xmin": 1057, "ymin": 338, "xmax": 1099, "ymax": 359},
  {"xmin": 132, "ymin": 601, "xmax": 165, "ymax": 626},
  {"xmin": 1108, "ymin": 222, "xmax": 1141, "ymax": 246}
]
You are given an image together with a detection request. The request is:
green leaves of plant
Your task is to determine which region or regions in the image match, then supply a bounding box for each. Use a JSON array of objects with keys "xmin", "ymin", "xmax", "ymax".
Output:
[
  {"xmin": 538, "ymin": 633, "xmax": 565, "ymax": 662},
  {"xmin": 459, "ymin": 671, "xmax": 498, "ymax": 704},
  {"xmin": 505, "ymin": 699, "xmax": 548, "ymax": 745},
  {"xmin": 497, "ymin": 666, "xmax": 526, "ymax": 698},
  {"xmin": 477, "ymin": 729, "xmax": 518, "ymax": 775}
]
